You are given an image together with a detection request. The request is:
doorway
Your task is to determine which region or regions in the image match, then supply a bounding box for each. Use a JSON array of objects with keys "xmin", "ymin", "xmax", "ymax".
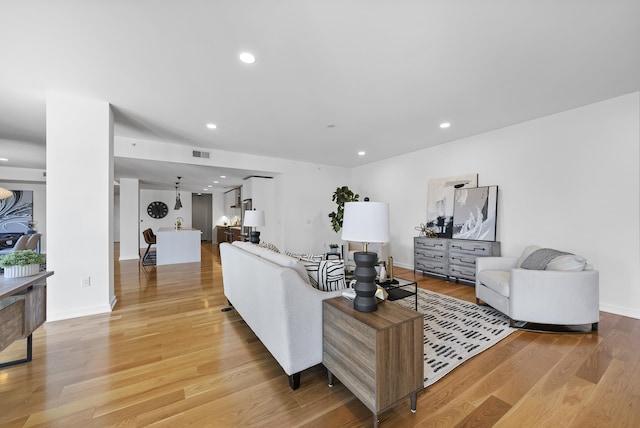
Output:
[{"xmin": 192, "ymin": 193, "xmax": 212, "ymax": 241}]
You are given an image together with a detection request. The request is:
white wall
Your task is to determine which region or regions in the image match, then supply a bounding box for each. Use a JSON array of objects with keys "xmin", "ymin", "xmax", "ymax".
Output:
[
  {"xmin": 115, "ymin": 138, "xmax": 351, "ymax": 254},
  {"xmin": 352, "ymin": 92, "xmax": 640, "ymax": 319},
  {"xmin": 138, "ymin": 189, "xmax": 192, "ymax": 248}
]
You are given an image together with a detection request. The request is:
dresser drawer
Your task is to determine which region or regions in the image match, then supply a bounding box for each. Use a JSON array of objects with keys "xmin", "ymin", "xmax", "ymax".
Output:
[
  {"xmin": 449, "ymin": 240, "xmax": 498, "ymax": 257},
  {"xmin": 414, "ymin": 237, "xmax": 447, "ymax": 252},
  {"xmin": 415, "ymin": 259, "xmax": 447, "ymax": 275},
  {"xmin": 415, "ymin": 248, "xmax": 446, "ymax": 262},
  {"xmin": 448, "ymin": 264, "xmax": 476, "ymax": 282},
  {"xmin": 448, "ymin": 252, "xmax": 478, "ymax": 268}
]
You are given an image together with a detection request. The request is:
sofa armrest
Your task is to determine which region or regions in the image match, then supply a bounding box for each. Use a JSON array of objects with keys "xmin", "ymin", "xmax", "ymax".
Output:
[{"xmin": 510, "ymin": 268, "xmax": 599, "ymax": 325}]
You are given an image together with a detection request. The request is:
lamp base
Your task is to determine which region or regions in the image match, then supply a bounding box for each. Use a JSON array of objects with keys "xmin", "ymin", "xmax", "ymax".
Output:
[
  {"xmin": 249, "ymin": 231, "xmax": 261, "ymax": 244},
  {"xmin": 353, "ymin": 251, "xmax": 378, "ymax": 312}
]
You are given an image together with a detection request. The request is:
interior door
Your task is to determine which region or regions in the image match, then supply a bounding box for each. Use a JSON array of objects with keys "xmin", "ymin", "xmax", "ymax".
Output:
[{"xmin": 192, "ymin": 193, "xmax": 212, "ymax": 241}]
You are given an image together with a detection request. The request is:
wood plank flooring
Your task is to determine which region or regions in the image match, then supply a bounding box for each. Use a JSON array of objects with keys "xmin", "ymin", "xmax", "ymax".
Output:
[{"xmin": 1, "ymin": 242, "xmax": 639, "ymax": 427}]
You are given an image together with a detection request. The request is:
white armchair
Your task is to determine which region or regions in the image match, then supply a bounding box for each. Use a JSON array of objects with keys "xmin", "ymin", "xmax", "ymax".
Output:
[{"xmin": 475, "ymin": 246, "xmax": 599, "ymax": 331}]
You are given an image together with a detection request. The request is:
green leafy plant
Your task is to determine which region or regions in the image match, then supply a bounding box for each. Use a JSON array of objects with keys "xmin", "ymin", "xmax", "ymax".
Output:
[
  {"xmin": 328, "ymin": 186, "xmax": 360, "ymax": 233},
  {"xmin": 0, "ymin": 250, "xmax": 45, "ymax": 268},
  {"xmin": 329, "ymin": 243, "xmax": 339, "ymax": 249}
]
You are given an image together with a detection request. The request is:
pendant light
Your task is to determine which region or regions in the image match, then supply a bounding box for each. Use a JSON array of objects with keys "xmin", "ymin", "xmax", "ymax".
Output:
[{"xmin": 174, "ymin": 176, "xmax": 183, "ymax": 210}]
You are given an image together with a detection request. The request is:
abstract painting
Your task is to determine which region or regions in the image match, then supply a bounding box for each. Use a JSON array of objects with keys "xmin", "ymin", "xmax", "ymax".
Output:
[
  {"xmin": 452, "ymin": 185, "xmax": 498, "ymax": 241},
  {"xmin": 426, "ymin": 174, "xmax": 478, "ymax": 238},
  {"xmin": 0, "ymin": 190, "xmax": 33, "ymax": 233}
]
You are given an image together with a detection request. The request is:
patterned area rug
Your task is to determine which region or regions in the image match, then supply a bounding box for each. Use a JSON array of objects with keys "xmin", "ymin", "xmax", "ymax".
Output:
[{"xmin": 394, "ymin": 288, "xmax": 515, "ymax": 388}]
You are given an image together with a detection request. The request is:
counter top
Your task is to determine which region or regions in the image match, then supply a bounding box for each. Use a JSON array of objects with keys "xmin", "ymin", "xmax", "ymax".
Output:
[{"xmin": 157, "ymin": 227, "xmax": 202, "ymax": 233}]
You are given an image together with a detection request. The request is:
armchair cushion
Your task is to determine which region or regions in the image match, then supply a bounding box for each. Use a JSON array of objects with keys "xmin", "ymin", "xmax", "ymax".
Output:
[
  {"xmin": 545, "ymin": 254, "xmax": 588, "ymax": 271},
  {"xmin": 521, "ymin": 248, "xmax": 572, "ymax": 270},
  {"xmin": 516, "ymin": 245, "xmax": 541, "ymax": 268},
  {"xmin": 476, "ymin": 270, "xmax": 510, "ymax": 298}
]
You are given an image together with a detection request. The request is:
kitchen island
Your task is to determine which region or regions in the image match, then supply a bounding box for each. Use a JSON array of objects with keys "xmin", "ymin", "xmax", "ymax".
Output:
[{"xmin": 156, "ymin": 227, "xmax": 202, "ymax": 266}]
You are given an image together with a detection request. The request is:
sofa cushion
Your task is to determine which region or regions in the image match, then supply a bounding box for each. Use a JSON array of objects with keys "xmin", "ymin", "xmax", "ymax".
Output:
[
  {"xmin": 521, "ymin": 248, "xmax": 572, "ymax": 270},
  {"xmin": 259, "ymin": 250, "xmax": 310, "ymax": 284},
  {"xmin": 477, "ymin": 270, "xmax": 510, "ymax": 298},
  {"xmin": 303, "ymin": 259, "xmax": 347, "ymax": 291},
  {"xmin": 516, "ymin": 245, "xmax": 541, "ymax": 268},
  {"xmin": 546, "ymin": 254, "xmax": 587, "ymax": 271}
]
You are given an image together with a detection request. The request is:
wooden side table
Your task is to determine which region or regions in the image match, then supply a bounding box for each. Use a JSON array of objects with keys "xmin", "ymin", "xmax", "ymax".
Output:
[{"xmin": 323, "ymin": 297, "xmax": 424, "ymax": 427}]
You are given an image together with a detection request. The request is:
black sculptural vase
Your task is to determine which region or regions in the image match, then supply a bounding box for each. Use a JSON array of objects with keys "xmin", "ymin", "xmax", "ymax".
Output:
[
  {"xmin": 353, "ymin": 251, "xmax": 378, "ymax": 312},
  {"xmin": 249, "ymin": 230, "xmax": 260, "ymax": 244},
  {"xmin": 249, "ymin": 230, "xmax": 261, "ymax": 244}
]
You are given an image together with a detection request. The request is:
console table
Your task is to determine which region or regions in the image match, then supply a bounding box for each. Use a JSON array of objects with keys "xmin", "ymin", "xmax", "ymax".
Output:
[
  {"xmin": 323, "ymin": 297, "xmax": 424, "ymax": 427},
  {"xmin": 414, "ymin": 237, "xmax": 500, "ymax": 283},
  {"xmin": 0, "ymin": 271, "xmax": 52, "ymax": 368}
]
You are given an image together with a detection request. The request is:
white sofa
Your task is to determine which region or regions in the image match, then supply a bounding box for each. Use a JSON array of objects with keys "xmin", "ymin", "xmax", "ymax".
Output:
[
  {"xmin": 475, "ymin": 245, "xmax": 599, "ymax": 331},
  {"xmin": 219, "ymin": 241, "xmax": 344, "ymax": 389}
]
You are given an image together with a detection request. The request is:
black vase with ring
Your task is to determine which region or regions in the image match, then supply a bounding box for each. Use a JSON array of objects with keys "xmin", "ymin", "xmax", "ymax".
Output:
[{"xmin": 352, "ymin": 251, "xmax": 378, "ymax": 312}]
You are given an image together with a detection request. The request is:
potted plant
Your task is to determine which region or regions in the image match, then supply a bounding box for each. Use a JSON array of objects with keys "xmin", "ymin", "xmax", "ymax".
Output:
[
  {"xmin": 328, "ymin": 186, "xmax": 360, "ymax": 233},
  {"xmin": 329, "ymin": 243, "xmax": 340, "ymax": 254},
  {"xmin": 0, "ymin": 250, "xmax": 45, "ymax": 278}
]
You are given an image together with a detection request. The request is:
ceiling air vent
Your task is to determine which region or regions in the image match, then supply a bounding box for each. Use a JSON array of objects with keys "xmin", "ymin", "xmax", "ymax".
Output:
[{"xmin": 192, "ymin": 150, "xmax": 210, "ymax": 159}]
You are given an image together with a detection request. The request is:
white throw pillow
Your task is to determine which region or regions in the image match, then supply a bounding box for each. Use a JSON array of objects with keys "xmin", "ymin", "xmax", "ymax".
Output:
[{"xmin": 545, "ymin": 254, "xmax": 587, "ymax": 271}]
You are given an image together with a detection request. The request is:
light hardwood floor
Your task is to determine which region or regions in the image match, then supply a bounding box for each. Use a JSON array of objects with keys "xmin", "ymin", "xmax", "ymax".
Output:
[{"xmin": 1, "ymin": 242, "xmax": 639, "ymax": 427}]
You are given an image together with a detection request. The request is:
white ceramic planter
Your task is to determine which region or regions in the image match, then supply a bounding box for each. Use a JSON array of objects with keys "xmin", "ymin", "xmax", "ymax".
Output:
[{"xmin": 3, "ymin": 263, "xmax": 40, "ymax": 279}]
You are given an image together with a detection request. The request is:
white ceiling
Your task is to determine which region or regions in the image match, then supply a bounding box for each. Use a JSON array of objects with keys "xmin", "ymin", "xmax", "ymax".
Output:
[{"xmin": 1, "ymin": 1, "xmax": 639, "ymax": 192}]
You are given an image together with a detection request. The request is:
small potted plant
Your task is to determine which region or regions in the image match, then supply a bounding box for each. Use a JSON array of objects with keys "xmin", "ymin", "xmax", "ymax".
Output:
[
  {"xmin": 0, "ymin": 250, "xmax": 45, "ymax": 278},
  {"xmin": 329, "ymin": 243, "xmax": 340, "ymax": 254}
]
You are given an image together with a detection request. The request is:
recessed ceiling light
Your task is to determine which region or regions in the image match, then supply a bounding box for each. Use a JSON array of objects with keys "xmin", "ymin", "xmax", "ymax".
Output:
[
  {"xmin": 358, "ymin": 151, "xmax": 366, "ymax": 156},
  {"xmin": 207, "ymin": 185, "xmax": 213, "ymax": 188},
  {"xmin": 239, "ymin": 52, "xmax": 256, "ymax": 64},
  {"xmin": 220, "ymin": 175, "xmax": 226, "ymax": 179},
  {"xmin": 440, "ymin": 122, "xmax": 451, "ymax": 129},
  {"xmin": 214, "ymin": 181, "xmax": 219, "ymax": 184},
  {"xmin": 0, "ymin": 158, "xmax": 8, "ymax": 161},
  {"xmin": 206, "ymin": 123, "xmax": 217, "ymax": 129}
]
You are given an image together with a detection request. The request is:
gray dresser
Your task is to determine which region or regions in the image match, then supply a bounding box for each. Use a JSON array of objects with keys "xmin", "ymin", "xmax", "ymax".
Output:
[{"xmin": 414, "ymin": 237, "xmax": 500, "ymax": 283}]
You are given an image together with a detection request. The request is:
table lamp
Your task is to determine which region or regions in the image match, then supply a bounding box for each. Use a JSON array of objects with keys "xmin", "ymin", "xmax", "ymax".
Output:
[
  {"xmin": 243, "ymin": 209, "xmax": 265, "ymax": 244},
  {"xmin": 341, "ymin": 201, "xmax": 389, "ymax": 312}
]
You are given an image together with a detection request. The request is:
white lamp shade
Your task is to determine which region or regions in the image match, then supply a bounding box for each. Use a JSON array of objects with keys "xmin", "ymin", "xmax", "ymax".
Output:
[
  {"xmin": 243, "ymin": 210, "xmax": 265, "ymax": 227},
  {"xmin": 341, "ymin": 202, "xmax": 389, "ymax": 243}
]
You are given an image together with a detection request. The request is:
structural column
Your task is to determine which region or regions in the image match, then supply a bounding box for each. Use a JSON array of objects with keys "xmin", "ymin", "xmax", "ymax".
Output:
[
  {"xmin": 46, "ymin": 92, "xmax": 116, "ymax": 320},
  {"xmin": 118, "ymin": 178, "xmax": 140, "ymax": 260}
]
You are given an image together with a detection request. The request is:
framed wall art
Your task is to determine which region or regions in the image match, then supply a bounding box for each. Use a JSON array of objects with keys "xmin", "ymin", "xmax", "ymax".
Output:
[
  {"xmin": 426, "ymin": 174, "xmax": 478, "ymax": 238},
  {"xmin": 452, "ymin": 185, "xmax": 498, "ymax": 241},
  {"xmin": 0, "ymin": 190, "xmax": 33, "ymax": 234}
]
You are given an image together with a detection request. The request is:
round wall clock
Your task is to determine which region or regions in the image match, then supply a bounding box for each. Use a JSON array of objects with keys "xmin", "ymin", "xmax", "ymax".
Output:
[{"xmin": 147, "ymin": 201, "xmax": 169, "ymax": 219}]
